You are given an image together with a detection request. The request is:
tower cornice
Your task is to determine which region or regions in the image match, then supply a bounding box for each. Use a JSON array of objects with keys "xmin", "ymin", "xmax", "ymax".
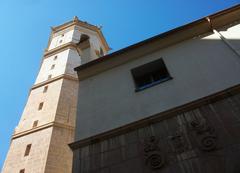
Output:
[
  {"xmin": 31, "ymin": 74, "xmax": 78, "ymax": 91},
  {"xmin": 12, "ymin": 122, "xmax": 75, "ymax": 140},
  {"xmin": 44, "ymin": 42, "xmax": 77, "ymax": 58},
  {"xmin": 50, "ymin": 17, "xmax": 110, "ymax": 51}
]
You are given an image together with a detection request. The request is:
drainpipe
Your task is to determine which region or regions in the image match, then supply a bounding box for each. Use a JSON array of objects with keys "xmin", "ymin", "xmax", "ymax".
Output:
[{"xmin": 206, "ymin": 17, "xmax": 240, "ymax": 59}]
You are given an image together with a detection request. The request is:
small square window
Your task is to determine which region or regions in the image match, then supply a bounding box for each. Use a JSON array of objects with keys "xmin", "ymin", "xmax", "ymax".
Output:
[
  {"xmin": 43, "ymin": 86, "xmax": 48, "ymax": 93},
  {"xmin": 48, "ymin": 75, "xmax": 52, "ymax": 79},
  {"xmin": 131, "ymin": 58, "xmax": 172, "ymax": 91},
  {"xmin": 54, "ymin": 56, "xmax": 58, "ymax": 60},
  {"xmin": 24, "ymin": 144, "xmax": 32, "ymax": 157},
  {"xmin": 38, "ymin": 102, "xmax": 44, "ymax": 110},
  {"xmin": 59, "ymin": 40, "xmax": 63, "ymax": 43},
  {"xmin": 61, "ymin": 34, "xmax": 64, "ymax": 37},
  {"xmin": 32, "ymin": 120, "xmax": 38, "ymax": 128},
  {"xmin": 19, "ymin": 169, "xmax": 25, "ymax": 173},
  {"xmin": 51, "ymin": 64, "xmax": 55, "ymax": 70}
]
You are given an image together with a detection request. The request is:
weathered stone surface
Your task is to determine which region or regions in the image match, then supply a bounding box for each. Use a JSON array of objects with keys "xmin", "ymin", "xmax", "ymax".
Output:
[
  {"xmin": 2, "ymin": 18, "xmax": 108, "ymax": 173},
  {"xmin": 72, "ymin": 92, "xmax": 240, "ymax": 173}
]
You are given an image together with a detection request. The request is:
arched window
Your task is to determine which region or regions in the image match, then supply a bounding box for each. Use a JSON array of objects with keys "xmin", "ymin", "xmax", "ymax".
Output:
[
  {"xmin": 78, "ymin": 34, "xmax": 91, "ymax": 64},
  {"xmin": 79, "ymin": 34, "xmax": 90, "ymax": 44}
]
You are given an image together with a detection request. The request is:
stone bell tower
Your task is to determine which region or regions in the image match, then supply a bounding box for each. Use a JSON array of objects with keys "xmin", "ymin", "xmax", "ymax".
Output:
[{"xmin": 2, "ymin": 16, "xmax": 109, "ymax": 173}]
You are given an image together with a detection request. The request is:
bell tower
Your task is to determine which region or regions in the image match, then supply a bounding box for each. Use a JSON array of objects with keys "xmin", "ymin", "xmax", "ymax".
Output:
[{"xmin": 2, "ymin": 17, "xmax": 109, "ymax": 173}]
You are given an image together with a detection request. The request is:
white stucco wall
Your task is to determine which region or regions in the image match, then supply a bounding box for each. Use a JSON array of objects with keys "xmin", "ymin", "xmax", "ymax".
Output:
[
  {"xmin": 35, "ymin": 50, "xmax": 70, "ymax": 84},
  {"xmin": 65, "ymin": 49, "xmax": 82, "ymax": 76},
  {"xmin": 48, "ymin": 25, "xmax": 106, "ymax": 57},
  {"xmin": 219, "ymin": 22, "xmax": 240, "ymax": 54},
  {"xmin": 75, "ymin": 23, "xmax": 240, "ymax": 141},
  {"xmin": 74, "ymin": 25, "xmax": 107, "ymax": 55},
  {"xmin": 49, "ymin": 29, "xmax": 74, "ymax": 50}
]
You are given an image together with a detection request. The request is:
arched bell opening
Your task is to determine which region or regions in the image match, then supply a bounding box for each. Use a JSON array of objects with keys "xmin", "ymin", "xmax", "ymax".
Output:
[{"xmin": 77, "ymin": 34, "xmax": 91, "ymax": 64}]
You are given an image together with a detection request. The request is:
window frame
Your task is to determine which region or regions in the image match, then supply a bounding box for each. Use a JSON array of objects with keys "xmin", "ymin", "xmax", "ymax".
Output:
[
  {"xmin": 43, "ymin": 85, "xmax": 48, "ymax": 93},
  {"xmin": 32, "ymin": 120, "xmax": 38, "ymax": 128},
  {"xmin": 50, "ymin": 64, "xmax": 55, "ymax": 70},
  {"xmin": 48, "ymin": 75, "xmax": 52, "ymax": 79},
  {"xmin": 131, "ymin": 58, "xmax": 172, "ymax": 92},
  {"xmin": 19, "ymin": 169, "xmax": 25, "ymax": 173},
  {"xmin": 38, "ymin": 102, "xmax": 44, "ymax": 110},
  {"xmin": 24, "ymin": 144, "xmax": 32, "ymax": 157}
]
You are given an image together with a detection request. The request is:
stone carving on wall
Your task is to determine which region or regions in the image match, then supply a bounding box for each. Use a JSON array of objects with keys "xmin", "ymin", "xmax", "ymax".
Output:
[
  {"xmin": 189, "ymin": 119, "xmax": 217, "ymax": 152},
  {"xmin": 169, "ymin": 131, "xmax": 188, "ymax": 154},
  {"xmin": 143, "ymin": 136, "xmax": 165, "ymax": 170}
]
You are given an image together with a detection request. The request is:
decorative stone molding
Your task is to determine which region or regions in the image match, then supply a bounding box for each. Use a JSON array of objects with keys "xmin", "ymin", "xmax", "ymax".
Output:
[
  {"xmin": 31, "ymin": 74, "xmax": 78, "ymax": 91},
  {"xmin": 12, "ymin": 121, "xmax": 75, "ymax": 140},
  {"xmin": 189, "ymin": 119, "xmax": 217, "ymax": 152},
  {"xmin": 143, "ymin": 136, "xmax": 165, "ymax": 170},
  {"xmin": 169, "ymin": 131, "xmax": 188, "ymax": 154},
  {"xmin": 44, "ymin": 42, "xmax": 77, "ymax": 58}
]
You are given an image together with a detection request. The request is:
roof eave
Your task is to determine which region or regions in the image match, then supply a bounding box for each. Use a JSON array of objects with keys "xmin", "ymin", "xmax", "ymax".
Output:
[{"xmin": 74, "ymin": 4, "xmax": 240, "ymax": 80}]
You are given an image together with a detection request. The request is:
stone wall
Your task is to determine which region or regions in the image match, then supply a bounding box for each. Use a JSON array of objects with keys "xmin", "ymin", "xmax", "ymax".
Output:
[
  {"xmin": 2, "ymin": 127, "xmax": 53, "ymax": 173},
  {"xmin": 72, "ymin": 90, "xmax": 240, "ymax": 173},
  {"xmin": 44, "ymin": 126, "xmax": 74, "ymax": 173}
]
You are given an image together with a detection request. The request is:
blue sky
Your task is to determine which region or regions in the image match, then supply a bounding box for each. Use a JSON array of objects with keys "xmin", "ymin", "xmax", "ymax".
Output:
[{"xmin": 0, "ymin": 0, "xmax": 239, "ymax": 169}]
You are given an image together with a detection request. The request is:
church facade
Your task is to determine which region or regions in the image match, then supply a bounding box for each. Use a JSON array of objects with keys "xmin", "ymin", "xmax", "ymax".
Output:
[{"xmin": 71, "ymin": 5, "xmax": 240, "ymax": 173}]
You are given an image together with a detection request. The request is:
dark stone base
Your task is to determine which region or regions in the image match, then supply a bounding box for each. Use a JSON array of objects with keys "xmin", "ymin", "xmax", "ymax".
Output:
[{"xmin": 71, "ymin": 88, "xmax": 240, "ymax": 173}]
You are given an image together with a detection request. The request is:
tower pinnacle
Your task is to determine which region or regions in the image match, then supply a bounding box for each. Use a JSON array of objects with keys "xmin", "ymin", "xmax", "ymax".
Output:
[{"xmin": 73, "ymin": 16, "xmax": 79, "ymax": 22}]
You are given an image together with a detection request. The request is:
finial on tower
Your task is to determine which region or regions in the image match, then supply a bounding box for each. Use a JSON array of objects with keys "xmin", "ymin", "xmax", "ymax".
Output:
[{"xmin": 73, "ymin": 16, "xmax": 79, "ymax": 22}]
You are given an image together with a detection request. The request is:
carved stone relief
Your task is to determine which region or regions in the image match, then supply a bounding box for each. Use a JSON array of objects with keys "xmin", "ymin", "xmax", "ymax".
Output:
[
  {"xmin": 189, "ymin": 119, "xmax": 217, "ymax": 152},
  {"xmin": 169, "ymin": 131, "xmax": 188, "ymax": 154},
  {"xmin": 143, "ymin": 136, "xmax": 165, "ymax": 170}
]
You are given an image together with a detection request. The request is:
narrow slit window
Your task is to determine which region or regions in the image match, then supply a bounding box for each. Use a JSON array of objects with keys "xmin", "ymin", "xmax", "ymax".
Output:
[
  {"xmin": 24, "ymin": 144, "xmax": 32, "ymax": 157},
  {"xmin": 43, "ymin": 86, "xmax": 48, "ymax": 93},
  {"xmin": 32, "ymin": 120, "xmax": 38, "ymax": 128},
  {"xmin": 54, "ymin": 55, "xmax": 58, "ymax": 60},
  {"xmin": 131, "ymin": 58, "xmax": 172, "ymax": 91},
  {"xmin": 48, "ymin": 75, "xmax": 52, "ymax": 79},
  {"xmin": 19, "ymin": 169, "xmax": 25, "ymax": 173},
  {"xmin": 51, "ymin": 64, "xmax": 55, "ymax": 70},
  {"xmin": 38, "ymin": 102, "xmax": 44, "ymax": 110}
]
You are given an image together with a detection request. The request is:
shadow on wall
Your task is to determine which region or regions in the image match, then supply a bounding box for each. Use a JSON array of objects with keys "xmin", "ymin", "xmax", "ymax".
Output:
[{"xmin": 71, "ymin": 34, "xmax": 240, "ymax": 173}]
